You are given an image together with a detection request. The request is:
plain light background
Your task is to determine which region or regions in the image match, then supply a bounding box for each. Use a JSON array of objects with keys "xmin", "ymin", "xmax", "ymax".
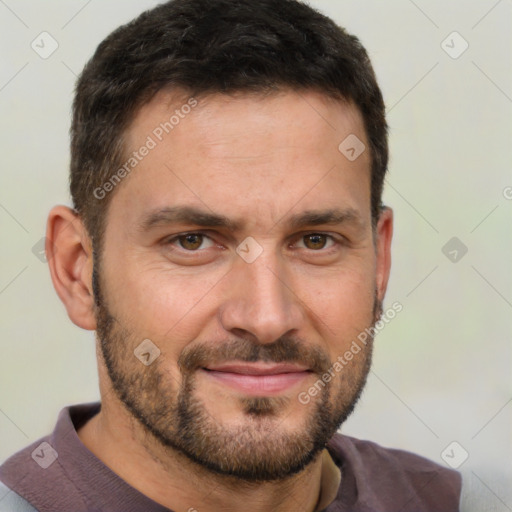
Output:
[{"xmin": 1, "ymin": 0, "xmax": 511, "ymax": 507}]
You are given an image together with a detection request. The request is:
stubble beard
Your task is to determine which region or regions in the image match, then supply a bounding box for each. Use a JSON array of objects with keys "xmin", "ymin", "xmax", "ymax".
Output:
[{"xmin": 93, "ymin": 263, "xmax": 381, "ymax": 482}]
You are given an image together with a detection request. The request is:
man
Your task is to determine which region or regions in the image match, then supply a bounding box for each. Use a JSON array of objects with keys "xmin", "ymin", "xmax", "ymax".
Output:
[{"xmin": 0, "ymin": 0, "xmax": 461, "ymax": 510}]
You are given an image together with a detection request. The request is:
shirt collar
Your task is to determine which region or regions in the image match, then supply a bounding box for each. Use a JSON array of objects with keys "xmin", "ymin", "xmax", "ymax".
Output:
[
  {"xmin": 64, "ymin": 403, "xmax": 341, "ymax": 511},
  {"xmin": 314, "ymin": 448, "xmax": 342, "ymax": 511}
]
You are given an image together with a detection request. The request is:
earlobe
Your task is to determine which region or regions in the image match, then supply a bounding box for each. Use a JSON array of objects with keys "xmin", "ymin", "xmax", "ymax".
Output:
[
  {"xmin": 375, "ymin": 206, "xmax": 393, "ymax": 304},
  {"xmin": 46, "ymin": 206, "xmax": 97, "ymax": 330}
]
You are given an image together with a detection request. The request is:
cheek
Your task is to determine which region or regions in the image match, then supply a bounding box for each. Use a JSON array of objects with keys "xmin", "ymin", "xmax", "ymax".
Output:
[
  {"xmin": 105, "ymin": 259, "xmax": 226, "ymax": 345},
  {"xmin": 296, "ymin": 265, "xmax": 376, "ymax": 337}
]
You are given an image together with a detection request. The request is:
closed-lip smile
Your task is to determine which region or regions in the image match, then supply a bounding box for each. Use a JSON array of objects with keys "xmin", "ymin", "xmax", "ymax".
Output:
[{"xmin": 201, "ymin": 362, "xmax": 312, "ymax": 395}]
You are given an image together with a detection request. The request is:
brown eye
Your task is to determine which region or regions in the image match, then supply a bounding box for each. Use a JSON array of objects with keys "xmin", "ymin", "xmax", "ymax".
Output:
[
  {"xmin": 303, "ymin": 234, "xmax": 328, "ymax": 250},
  {"xmin": 178, "ymin": 233, "xmax": 204, "ymax": 250}
]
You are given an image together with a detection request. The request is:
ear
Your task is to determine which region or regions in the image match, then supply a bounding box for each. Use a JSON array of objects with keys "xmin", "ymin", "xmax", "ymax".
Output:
[
  {"xmin": 374, "ymin": 206, "xmax": 393, "ymax": 304},
  {"xmin": 46, "ymin": 206, "xmax": 97, "ymax": 330}
]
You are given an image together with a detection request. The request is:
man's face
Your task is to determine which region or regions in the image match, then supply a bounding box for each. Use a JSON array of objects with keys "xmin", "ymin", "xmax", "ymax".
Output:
[{"xmin": 94, "ymin": 90, "xmax": 389, "ymax": 481}]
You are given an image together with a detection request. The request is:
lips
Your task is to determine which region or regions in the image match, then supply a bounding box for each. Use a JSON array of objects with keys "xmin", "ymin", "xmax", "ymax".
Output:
[
  {"xmin": 200, "ymin": 362, "xmax": 312, "ymax": 395},
  {"xmin": 203, "ymin": 362, "xmax": 310, "ymax": 375}
]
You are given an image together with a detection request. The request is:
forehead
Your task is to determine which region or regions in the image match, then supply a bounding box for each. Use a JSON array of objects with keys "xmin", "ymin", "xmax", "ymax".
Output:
[
  {"xmin": 130, "ymin": 88, "xmax": 366, "ymax": 153},
  {"xmin": 109, "ymin": 89, "xmax": 371, "ymax": 232}
]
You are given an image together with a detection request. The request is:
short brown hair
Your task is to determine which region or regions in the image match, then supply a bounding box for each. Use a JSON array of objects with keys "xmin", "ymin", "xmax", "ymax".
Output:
[{"xmin": 70, "ymin": 0, "xmax": 388, "ymax": 249}]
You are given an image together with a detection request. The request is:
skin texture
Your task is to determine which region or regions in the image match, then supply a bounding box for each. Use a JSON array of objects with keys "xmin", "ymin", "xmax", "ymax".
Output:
[{"xmin": 46, "ymin": 89, "xmax": 393, "ymax": 512}]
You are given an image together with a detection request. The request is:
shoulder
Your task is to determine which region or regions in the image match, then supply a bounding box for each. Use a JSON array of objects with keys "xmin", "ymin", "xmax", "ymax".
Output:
[
  {"xmin": 0, "ymin": 435, "xmax": 86, "ymax": 507},
  {"xmin": 327, "ymin": 433, "xmax": 462, "ymax": 511},
  {"xmin": 0, "ymin": 404, "xmax": 100, "ymax": 511}
]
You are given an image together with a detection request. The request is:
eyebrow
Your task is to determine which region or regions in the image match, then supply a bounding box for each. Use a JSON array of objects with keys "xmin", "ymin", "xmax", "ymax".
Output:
[
  {"xmin": 138, "ymin": 206, "xmax": 364, "ymax": 233},
  {"xmin": 138, "ymin": 206, "xmax": 243, "ymax": 232},
  {"xmin": 286, "ymin": 208, "xmax": 364, "ymax": 230}
]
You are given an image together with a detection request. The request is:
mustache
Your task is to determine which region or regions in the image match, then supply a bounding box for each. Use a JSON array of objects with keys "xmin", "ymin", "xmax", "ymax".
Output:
[{"xmin": 178, "ymin": 336, "xmax": 332, "ymax": 376}]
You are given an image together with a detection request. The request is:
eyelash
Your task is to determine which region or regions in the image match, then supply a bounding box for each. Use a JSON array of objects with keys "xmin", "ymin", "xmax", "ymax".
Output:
[
  {"xmin": 163, "ymin": 231, "xmax": 346, "ymax": 252},
  {"xmin": 166, "ymin": 232, "xmax": 217, "ymax": 251}
]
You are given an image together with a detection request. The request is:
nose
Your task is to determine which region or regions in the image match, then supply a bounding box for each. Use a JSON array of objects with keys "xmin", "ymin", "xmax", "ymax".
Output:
[{"xmin": 219, "ymin": 251, "xmax": 304, "ymax": 344}]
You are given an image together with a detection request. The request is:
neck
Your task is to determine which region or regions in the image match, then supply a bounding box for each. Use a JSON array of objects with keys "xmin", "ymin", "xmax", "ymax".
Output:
[{"xmin": 78, "ymin": 389, "xmax": 325, "ymax": 512}]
